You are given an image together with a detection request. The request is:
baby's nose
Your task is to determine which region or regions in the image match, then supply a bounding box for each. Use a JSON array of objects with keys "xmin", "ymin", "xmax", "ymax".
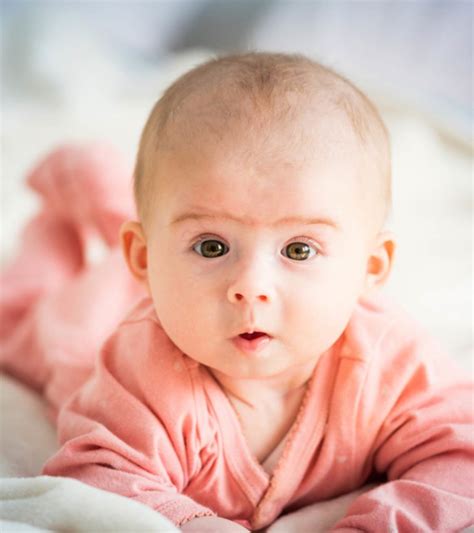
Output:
[{"xmin": 226, "ymin": 263, "xmax": 274, "ymax": 304}]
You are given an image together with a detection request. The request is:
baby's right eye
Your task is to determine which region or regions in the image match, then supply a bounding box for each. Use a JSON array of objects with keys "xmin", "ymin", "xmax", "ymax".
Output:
[{"xmin": 193, "ymin": 239, "xmax": 229, "ymax": 258}]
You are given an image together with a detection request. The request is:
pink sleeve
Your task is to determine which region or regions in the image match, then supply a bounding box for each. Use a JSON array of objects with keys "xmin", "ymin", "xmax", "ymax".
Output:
[
  {"xmin": 332, "ymin": 335, "xmax": 474, "ymax": 532},
  {"xmin": 43, "ymin": 317, "xmax": 216, "ymax": 527}
]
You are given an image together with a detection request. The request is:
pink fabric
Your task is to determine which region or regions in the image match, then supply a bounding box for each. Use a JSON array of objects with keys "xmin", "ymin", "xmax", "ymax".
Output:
[
  {"xmin": 1, "ymin": 145, "xmax": 473, "ymax": 531},
  {"xmin": 0, "ymin": 144, "xmax": 143, "ymax": 410}
]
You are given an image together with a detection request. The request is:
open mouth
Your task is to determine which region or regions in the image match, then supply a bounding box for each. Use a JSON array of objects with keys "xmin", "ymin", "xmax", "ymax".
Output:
[
  {"xmin": 239, "ymin": 331, "xmax": 267, "ymax": 341},
  {"xmin": 233, "ymin": 331, "xmax": 272, "ymax": 354}
]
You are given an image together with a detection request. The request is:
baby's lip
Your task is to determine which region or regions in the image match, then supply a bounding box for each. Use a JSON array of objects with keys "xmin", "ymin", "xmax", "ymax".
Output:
[
  {"xmin": 238, "ymin": 331, "xmax": 269, "ymax": 341},
  {"xmin": 232, "ymin": 330, "xmax": 273, "ymax": 354},
  {"xmin": 231, "ymin": 323, "xmax": 274, "ymax": 340}
]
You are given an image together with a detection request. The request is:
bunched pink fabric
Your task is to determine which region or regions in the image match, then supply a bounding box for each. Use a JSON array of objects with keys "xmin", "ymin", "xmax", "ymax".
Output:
[{"xmin": 1, "ymin": 145, "xmax": 473, "ymax": 531}]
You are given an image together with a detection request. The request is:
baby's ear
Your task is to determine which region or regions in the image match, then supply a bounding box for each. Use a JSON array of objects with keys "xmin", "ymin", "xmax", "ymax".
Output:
[
  {"xmin": 120, "ymin": 221, "xmax": 149, "ymax": 285},
  {"xmin": 363, "ymin": 231, "xmax": 396, "ymax": 295}
]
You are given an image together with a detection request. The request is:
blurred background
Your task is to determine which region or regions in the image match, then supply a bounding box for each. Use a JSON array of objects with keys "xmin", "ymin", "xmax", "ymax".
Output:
[{"xmin": 0, "ymin": 0, "xmax": 472, "ymax": 365}]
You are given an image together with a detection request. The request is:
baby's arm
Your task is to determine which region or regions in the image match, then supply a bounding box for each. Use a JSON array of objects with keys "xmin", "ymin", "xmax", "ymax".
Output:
[{"xmin": 331, "ymin": 375, "xmax": 474, "ymax": 530}]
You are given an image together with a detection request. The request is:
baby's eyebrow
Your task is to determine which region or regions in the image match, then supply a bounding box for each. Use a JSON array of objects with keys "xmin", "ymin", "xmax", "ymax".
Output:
[{"xmin": 170, "ymin": 211, "xmax": 340, "ymax": 230}]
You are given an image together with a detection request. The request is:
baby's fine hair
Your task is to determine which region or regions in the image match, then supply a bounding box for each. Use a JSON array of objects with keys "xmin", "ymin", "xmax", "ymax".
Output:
[{"xmin": 134, "ymin": 52, "xmax": 391, "ymax": 226}]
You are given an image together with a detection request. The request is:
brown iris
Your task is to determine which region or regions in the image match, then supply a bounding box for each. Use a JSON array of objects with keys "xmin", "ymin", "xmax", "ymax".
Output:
[
  {"xmin": 199, "ymin": 239, "xmax": 228, "ymax": 258},
  {"xmin": 284, "ymin": 242, "xmax": 311, "ymax": 261}
]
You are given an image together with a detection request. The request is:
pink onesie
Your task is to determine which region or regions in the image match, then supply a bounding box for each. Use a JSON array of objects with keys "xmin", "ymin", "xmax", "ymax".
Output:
[{"xmin": 1, "ymin": 145, "xmax": 473, "ymax": 532}]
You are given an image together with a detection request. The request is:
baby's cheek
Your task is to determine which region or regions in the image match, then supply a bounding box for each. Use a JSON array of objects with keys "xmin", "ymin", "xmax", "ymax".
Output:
[{"xmin": 292, "ymin": 273, "xmax": 355, "ymax": 329}]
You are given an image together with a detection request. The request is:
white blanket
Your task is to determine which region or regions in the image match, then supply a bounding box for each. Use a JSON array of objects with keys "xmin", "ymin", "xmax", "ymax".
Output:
[{"xmin": 0, "ymin": 476, "xmax": 177, "ymax": 532}]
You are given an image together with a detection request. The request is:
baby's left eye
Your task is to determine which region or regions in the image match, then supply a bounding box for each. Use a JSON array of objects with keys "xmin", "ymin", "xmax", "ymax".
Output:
[
  {"xmin": 193, "ymin": 239, "xmax": 229, "ymax": 258},
  {"xmin": 281, "ymin": 242, "xmax": 317, "ymax": 261}
]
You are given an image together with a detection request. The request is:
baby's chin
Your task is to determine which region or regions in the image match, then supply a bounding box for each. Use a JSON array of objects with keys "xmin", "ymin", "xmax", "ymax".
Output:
[
  {"xmin": 205, "ymin": 353, "xmax": 314, "ymax": 383},
  {"xmin": 208, "ymin": 366, "xmax": 287, "ymax": 385}
]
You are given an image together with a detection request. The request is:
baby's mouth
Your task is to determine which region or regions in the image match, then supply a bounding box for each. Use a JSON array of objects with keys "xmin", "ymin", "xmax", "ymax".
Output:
[
  {"xmin": 233, "ymin": 330, "xmax": 272, "ymax": 353},
  {"xmin": 239, "ymin": 331, "xmax": 267, "ymax": 340}
]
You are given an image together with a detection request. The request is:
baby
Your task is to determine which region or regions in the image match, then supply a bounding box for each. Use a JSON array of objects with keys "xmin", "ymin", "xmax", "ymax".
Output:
[{"xmin": 1, "ymin": 53, "xmax": 473, "ymax": 532}]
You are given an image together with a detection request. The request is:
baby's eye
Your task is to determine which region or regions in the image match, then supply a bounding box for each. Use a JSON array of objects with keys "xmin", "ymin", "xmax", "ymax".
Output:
[
  {"xmin": 282, "ymin": 242, "xmax": 317, "ymax": 261},
  {"xmin": 193, "ymin": 239, "xmax": 229, "ymax": 258}
]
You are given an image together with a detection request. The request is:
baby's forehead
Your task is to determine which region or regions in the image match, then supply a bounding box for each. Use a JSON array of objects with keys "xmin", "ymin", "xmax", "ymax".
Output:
[
  {"xmin": 156, "ymin": 142, "xmax": 373, "ymax": 244},
  {"xmin": 156, "ymin": 126, "xmax": 366, "ymax": 214},
  {"xmin": 160, "ymin": 92, "xmax": 365, "ymax": 176},
  {"xmin": 149, "ymin": 103, "xmax": 386, "ymax": 235}
]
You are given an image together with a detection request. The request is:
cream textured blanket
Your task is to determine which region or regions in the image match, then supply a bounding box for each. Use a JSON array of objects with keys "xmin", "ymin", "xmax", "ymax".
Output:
[{"xmin": 0, "ymin": 476, "xmax": 177, "ymax": 532}]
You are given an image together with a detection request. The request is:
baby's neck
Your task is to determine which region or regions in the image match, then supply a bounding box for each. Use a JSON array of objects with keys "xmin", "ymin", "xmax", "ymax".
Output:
[{"xmin": 210, "ymin": 361, "xmax": 318, "ymax": 464}]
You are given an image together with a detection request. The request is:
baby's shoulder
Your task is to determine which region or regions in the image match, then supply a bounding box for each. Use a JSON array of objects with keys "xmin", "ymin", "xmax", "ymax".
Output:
[
  {"xmin": 344, "ymin": 293, "xmax": 450, "ymax": 380},
  {"xmin": 349, "ymin": 293, "xmax": 425, "ymax": 343}
]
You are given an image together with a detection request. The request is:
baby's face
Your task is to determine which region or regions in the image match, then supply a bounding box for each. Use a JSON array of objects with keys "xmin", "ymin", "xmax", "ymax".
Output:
[{"xmin": 142, "ymin": 124, "xmax": 379, "ymax": 381}]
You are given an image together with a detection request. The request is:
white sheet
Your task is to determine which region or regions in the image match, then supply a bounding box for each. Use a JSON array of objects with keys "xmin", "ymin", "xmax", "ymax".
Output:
[{"xmin": 0, "ymin": 476, "xmax": 177, "ymax": 532}]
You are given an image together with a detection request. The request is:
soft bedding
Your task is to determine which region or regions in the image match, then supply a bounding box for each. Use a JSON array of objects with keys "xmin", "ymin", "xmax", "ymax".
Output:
[{"xmin": 0, "ymin": 476, "xmax": 177, "ymax": 532}]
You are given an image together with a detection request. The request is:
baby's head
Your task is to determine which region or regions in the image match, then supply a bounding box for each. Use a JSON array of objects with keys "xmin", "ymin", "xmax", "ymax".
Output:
[
  {"xmin": 122, "ymin": 52, "xmax": 395, "ymax": 383},
  {"xmin": 134, "ymin": 52, "xmax": 391, "ymax": 229}
]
